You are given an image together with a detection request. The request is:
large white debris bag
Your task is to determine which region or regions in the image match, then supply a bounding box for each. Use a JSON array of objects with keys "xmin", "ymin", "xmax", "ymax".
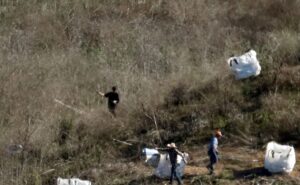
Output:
[
  {"xmin": 143, "ymin": 148, "xmax": 160, "ymax": 168},
  {"xmin": 154, "ymin": 153, "xmax": 189, "ymax": 178},
  {"xmin": 227, "ymin": 49, "xmax": 261, "ymax": 80},
  {"xmin": 57, "ymin": 178, "xmax": 70, "ymax": 185},
  {"xmin": 142, "ymin": 148, "xmax": 188, "ymax": 178},
  {"xmin": 57, "ymin": 177, "xmax": 92, "ymax": 185},
  {"xmin": 71, "ymin": 178, "xmax": 92, "ymax": 185},
  {"xmin": 264, "ymin": 141, "xmax": 296, "ymax": 173}
]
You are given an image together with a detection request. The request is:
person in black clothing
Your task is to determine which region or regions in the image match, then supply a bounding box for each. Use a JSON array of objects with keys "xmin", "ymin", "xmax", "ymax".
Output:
[
  {"xmin": 156, "ymin": 143, "xmax": 187, "ymax": 185},
  {"xmin": 97, "ymin": 86, "xmax": 120, "ymax": 116}
]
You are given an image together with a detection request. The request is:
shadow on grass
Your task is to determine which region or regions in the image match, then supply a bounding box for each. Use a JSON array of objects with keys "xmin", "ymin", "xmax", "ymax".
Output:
[
  {"xmin": 184, "ymin": 174, "xmax": 205, "ymax": 180},
  {"xmin": 233, "ymin": 167, "xmax": 272, "ymax": 179},
  {"xmin": 128, "ymin": 175, "xmax": 165, "ymax": 185},
  {"xmin": 128, "ymin": 174, "xmax": 201, "ymax": 185}
]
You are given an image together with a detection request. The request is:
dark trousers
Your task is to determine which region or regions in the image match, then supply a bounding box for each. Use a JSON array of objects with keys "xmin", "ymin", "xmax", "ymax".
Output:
[
  {"xmin": 108, "ymin": 104, "xmax": 117, "ymax": 117},
  {"xmin": 207, "ymin": 149, "xmax": 218, "ymax": 173},
  {"xmin": 170, "ymin": 164, "xmax": 182, "ymax": 185}
]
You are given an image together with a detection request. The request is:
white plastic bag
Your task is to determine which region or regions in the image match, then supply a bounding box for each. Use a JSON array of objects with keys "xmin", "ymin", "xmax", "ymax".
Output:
[
  {"xmin": 57, "ymin": 177, "xmax": 92, "ymax": 185},
  {"xmin": 142, "ymin": 148, "xmax": 188, "ymax": 178},
  {"xmin": 143, "ymin": 148, "xmax": 160, "ymax": 168},
  {"xmin": 143, "ymin": 148, "xmax": 159, "ymax": 159},
  {"xmin": 154, "ymin": 153, "xmax": 188, "ymax": 178},
  {"xmin": 227, "ymin": 49, "xmax": 261, "ymax": 80},
  {"xmin": 264, "ymin": 141, "xmax": 296, "ymax": 173}
]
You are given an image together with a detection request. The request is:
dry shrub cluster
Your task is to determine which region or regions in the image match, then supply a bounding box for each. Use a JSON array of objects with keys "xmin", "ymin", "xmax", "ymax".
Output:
[{"xmin": 0, "ymin": 0, "xmax": 299, "ymax": 184}]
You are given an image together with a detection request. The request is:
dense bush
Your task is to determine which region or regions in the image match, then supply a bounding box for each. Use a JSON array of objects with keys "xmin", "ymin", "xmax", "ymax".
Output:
[{"xmin": 0, "ymin": 0, "xmax": 299, "ymax": 184}]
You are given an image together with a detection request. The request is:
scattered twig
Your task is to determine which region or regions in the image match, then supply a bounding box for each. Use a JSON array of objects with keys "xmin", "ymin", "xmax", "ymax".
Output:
[
  {"xmin": 152, "ymin": 111, "xmax": 163, "ymax": 145},
  {"xmin": 113, "ymin": 138, "xmax": 133, "ymax": 146},
  {"xmin": 53, "ymin": 161, "xmax": 74, "ymax": 167},
  {"xmin": 42, "ymin": 169, "xmax": 55, "ymax": 175},
  {"xmin": 227, "ymin": 133, "xmax": 253, "ymax": 146},
  {"xmin": 198, "ymin": 91, "xmax": 209, "ymax": 102},
  {"xmin": 54, "ymin": 99, "xmax": 87, "ymax": 115},
  {"xmin": 141, "ymin": 104, "xmax": 163, "ymax": 145},
  {"xmin": 126, "ymin": 139, "xmax": 142, "ymax": 143}
]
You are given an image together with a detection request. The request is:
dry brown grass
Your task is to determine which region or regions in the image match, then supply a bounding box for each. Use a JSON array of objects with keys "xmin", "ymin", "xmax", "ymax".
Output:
[{"xmin": 0, "ymin": 0, "xmax": 300, "ymax": 184}]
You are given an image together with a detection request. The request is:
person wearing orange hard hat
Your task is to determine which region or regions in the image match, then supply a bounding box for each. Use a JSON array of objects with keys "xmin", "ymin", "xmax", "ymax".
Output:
[{"xmin": 207, "ymin": 129, "xmax": 222, "ymax": 175}]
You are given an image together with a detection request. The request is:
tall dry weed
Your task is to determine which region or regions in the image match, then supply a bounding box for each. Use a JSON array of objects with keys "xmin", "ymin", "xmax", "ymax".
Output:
[{"xmin": 0, "ymin": 0, "xmax": 300, "ymax": 184}]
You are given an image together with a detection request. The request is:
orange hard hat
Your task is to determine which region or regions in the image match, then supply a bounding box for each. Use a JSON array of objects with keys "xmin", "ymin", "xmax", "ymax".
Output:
[{"xmin": 215, "ymin": 129, "xmax": 222, "ymax": 137}]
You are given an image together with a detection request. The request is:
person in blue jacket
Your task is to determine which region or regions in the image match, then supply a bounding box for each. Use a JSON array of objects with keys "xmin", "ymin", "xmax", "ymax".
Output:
[{"xmin": 207, "ymin": 129, "xmax": 222, "ymax": 175}]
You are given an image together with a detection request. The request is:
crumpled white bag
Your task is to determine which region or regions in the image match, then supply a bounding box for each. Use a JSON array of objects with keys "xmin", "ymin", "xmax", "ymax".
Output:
[
  {"xmin": 227, "ymin": 49, "xmax": 261, "ymax": 80},
  {"xmin": 154, "ymin": 153, "xmax": 188, "ymax": 178},
  {"xmin": 143, "ymin": 148, "xmax": 160, "ymax": 168},
  {"xmin": 57, "ymin": 177, "xmax": 92, "ymax": 185},
  {"xmin": 264, "ymin": 141, "xmax": 296, "ymax": 173},
  {"xmin": 143, "ymin": 148, "xmax": 189, "ymax": 178}
]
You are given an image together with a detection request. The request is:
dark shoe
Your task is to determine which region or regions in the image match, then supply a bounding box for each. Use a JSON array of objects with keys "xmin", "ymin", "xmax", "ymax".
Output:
[
  {"xmin": 209, "ymin": 170, "xmax": 215, "ymax": 175},
  {"xmin": 177, "ymin": 180, "xmax": 183, "ymax": 185},
  {"xmin": 206, "ymin": 164, "xmax": 212, "ymax": 171}
]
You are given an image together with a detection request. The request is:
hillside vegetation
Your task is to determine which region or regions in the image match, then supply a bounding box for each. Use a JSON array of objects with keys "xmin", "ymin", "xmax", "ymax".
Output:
[{"xmin": 0, "ymin": 0, "xmax": 300, "ymax": 184}]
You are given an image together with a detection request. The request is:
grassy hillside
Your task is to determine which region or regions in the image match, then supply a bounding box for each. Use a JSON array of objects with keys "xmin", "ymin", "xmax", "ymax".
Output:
[{"xmin": 0, "ymin": 0, "xmax": 300, "ymax": 184}]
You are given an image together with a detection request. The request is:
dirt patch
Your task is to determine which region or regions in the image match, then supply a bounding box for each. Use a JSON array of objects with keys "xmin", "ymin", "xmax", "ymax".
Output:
[{"xmin": 123, "ymin": 146, "xmax": 300, "ymax": 185}]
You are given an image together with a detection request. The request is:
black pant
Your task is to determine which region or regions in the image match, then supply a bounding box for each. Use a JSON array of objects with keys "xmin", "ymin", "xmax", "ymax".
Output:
[
  {"xmin": 170, "ymin": 164, "xmax": 182, "ymax": 185},
  {"xmin": 108, "ymin": 104, "xmax": 117, "ymax": 116},
  {"xmin": 207, "ymin": 149, "xmax": 218, "ymax": 173}
]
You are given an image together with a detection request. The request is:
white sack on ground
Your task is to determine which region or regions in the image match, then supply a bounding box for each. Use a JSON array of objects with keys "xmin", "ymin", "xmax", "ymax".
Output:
[
  {"xmin": 264, "ymin": 141, "xmax": 296, "ymax": 173},
  {"xmin": 154, "ymin": 153, "xmax": 188, "ymax": 178},
  {"xmin": 142, "ymin": 148, "xmax": 189, "ymax": 178},
  {"xmin": 57, "ymin": 177, "xmax": 92, "ymax": 185},
  {"xmin": 227, "ymin": 49, "xmax": 261, "ymax": 80},
  {"xmin": 143, "ymin": 148, "xmax": 160, "ymax": 168}
]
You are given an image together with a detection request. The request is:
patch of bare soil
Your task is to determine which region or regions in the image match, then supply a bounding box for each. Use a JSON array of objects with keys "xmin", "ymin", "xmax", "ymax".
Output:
[{"xmin": 127, "ymin": 146, "xmax": 300, "ymax": 185}]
